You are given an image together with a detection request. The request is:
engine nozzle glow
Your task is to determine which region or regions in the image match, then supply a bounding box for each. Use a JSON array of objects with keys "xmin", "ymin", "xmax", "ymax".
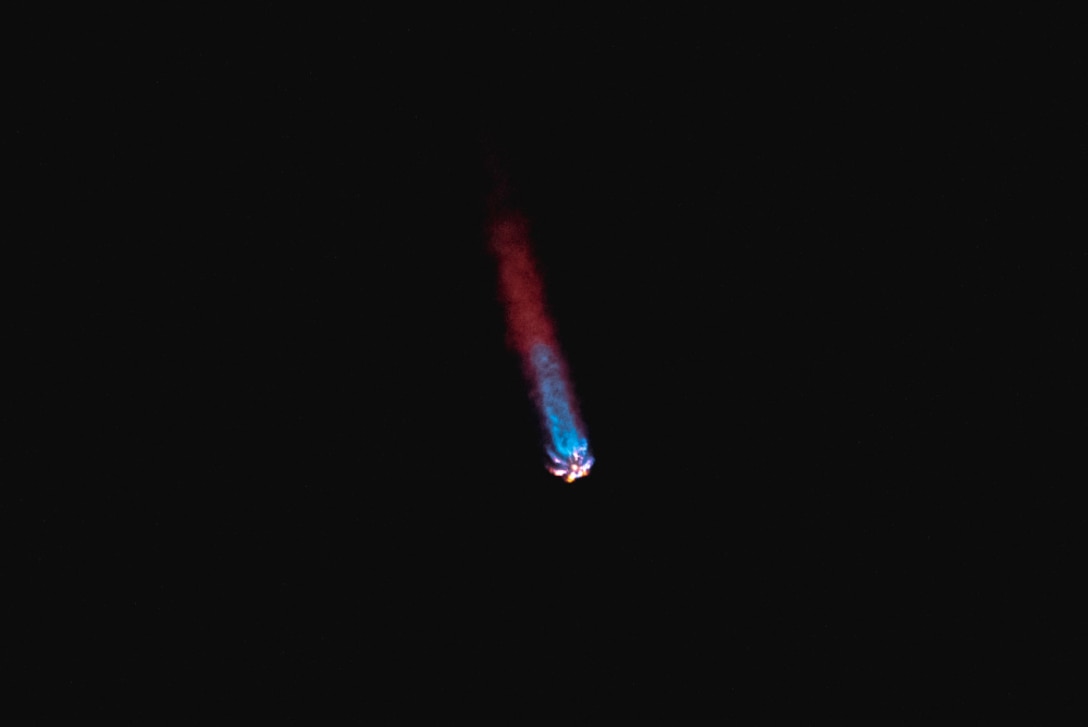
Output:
[{"xmin": 547, "ymin": 446, "xmax": 595, "ymax": 483}]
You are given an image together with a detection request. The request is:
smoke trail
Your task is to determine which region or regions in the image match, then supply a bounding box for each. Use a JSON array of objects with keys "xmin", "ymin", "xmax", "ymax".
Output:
[{"xmin": 488, "ymin": 190, "xmax": 594, "ymax": 482}]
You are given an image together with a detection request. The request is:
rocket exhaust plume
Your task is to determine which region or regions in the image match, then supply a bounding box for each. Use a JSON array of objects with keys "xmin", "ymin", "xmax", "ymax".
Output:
[{"xmin": 487, "ymin": 170, "xmax": 594, "ymax": 482}]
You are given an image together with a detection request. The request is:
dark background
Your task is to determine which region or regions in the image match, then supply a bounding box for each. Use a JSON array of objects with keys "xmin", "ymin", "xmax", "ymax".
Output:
[{"xmin": 13, "ymin": 9, "xmax": 1084, "ymax": 720}]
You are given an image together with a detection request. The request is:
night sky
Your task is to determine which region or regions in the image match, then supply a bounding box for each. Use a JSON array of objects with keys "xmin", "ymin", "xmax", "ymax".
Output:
[{"xmin": 14, "ymin": 10, "xmax": 1084, "ymax": 720}]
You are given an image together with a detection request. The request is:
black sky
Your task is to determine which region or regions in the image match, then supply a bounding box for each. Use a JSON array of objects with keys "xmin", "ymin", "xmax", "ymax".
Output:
[{"xmin": 13, "ymin": 10, "xmax": 1084, "ymax": 720}]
